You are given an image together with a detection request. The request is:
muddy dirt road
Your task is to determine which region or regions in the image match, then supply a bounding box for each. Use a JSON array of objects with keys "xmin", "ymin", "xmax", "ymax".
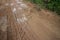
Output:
[{"xmin": 0, "ymin": 0, "xmax": 60, "ymax": 40}]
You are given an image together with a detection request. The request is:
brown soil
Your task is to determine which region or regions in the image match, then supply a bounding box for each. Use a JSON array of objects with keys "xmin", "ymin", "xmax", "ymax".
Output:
[{"xmin": 0, "ymin": 0, "xmax": 60, "ymax": 40}]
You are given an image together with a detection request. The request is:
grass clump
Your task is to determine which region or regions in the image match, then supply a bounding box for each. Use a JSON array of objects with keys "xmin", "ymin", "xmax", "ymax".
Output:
[{"xmin": 27, "ymin": 0, "xmax": 60, "ymax": 15}]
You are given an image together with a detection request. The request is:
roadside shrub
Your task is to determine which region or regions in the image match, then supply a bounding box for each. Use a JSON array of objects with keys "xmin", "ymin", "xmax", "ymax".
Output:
[{"xmin": 28, "ymin": 0, "xmax": 60, "ymax": 15}]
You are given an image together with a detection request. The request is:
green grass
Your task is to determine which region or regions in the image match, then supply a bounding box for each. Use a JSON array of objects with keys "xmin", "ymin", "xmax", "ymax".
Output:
[{"xmin": 27, "ymin": 0, "xmax": 60, "ymax": 15}]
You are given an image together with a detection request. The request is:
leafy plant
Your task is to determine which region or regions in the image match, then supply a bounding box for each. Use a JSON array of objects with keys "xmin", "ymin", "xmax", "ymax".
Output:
[{"xmin": 28, "ymin": 0, "xmax": 60, "ymax": 15}]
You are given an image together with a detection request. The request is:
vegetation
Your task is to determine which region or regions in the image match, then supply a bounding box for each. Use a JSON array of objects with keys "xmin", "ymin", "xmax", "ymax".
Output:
[{"xmin": 28, "ymin": 0, "xmax": 60, "ymax": 15}]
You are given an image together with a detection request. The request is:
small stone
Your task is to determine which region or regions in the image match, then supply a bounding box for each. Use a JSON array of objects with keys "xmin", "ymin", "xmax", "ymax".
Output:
[{"xmin": 12, "ymin": 8, "xmax": 16, "ymax": 13}]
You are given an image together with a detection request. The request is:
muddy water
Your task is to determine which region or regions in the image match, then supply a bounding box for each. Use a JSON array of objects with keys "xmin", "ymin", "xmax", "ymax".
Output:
[{"xmin": 0, "ymin": 0, "xmax": 60, "ymax": 40}]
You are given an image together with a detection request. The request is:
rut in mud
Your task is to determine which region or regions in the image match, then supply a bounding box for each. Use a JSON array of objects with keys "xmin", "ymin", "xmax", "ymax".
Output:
[{"xmin": 0, "ymin": 0, "xmax": 60, "ymax": 40}]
